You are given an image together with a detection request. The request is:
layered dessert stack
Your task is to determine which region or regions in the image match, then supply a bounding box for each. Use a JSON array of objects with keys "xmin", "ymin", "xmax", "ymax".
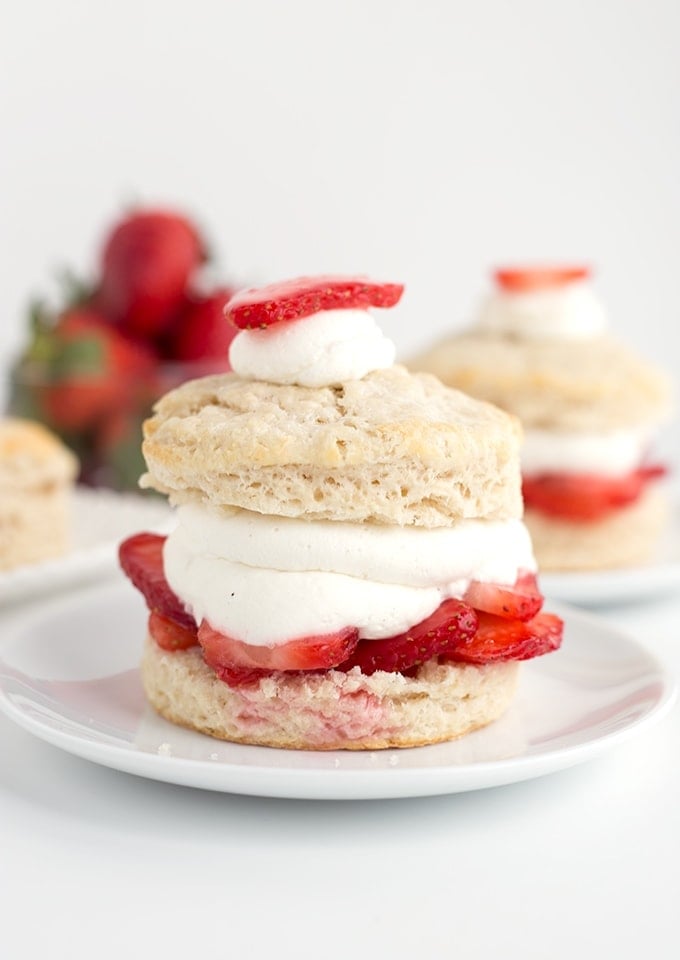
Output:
[
  {"xmin": 410, "ymin": 267, "xmax": 672, "ymax": 571},
  {"xmin": 120, "ymin": 275, "xmax": 562, "ymax": 750}
]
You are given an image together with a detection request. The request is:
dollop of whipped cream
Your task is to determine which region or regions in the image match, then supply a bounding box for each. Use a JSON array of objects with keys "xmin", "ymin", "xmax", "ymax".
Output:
[
  {"xmin": 477, "ymin": 282, "xmax": 608, "ymax": 340},
  {"xmin": 163, "ymin": 504, "xmax": 536, "ymax": 646},
  {"xmin": 228, "ymin": 308, "xmax": 396, "ymax": 387},
  {"xmin": 522, "ymin": 427, "xmax": 652, "ymax": 477}
]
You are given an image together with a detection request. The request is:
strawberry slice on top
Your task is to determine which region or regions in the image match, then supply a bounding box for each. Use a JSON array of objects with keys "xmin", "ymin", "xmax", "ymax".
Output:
[
  {"xmin": 494, "ymin": 265, "xmax": 590, "ymax": 293},
  {"xmin": 225, "ymin": 275, "xmax": 404, "ymax": 330}
]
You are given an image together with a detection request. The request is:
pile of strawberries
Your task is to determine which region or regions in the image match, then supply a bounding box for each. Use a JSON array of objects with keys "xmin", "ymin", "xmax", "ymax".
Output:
[{"xmin": 8, "ymin": 208, "xmax": 238, "ymax": 490}]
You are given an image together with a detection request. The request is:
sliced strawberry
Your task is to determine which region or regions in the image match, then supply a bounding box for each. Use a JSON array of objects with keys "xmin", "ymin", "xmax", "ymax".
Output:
[
  {"xmin": 197, "ymin": 620, "xmax": 359, "ymax": 676},
  {"xmin": 225, "ymin": 275, "xmax": 404, "ymax": 329},
  {"xmin": 148, "ymin": 611, "xmax": 199, "ymax": 650},
  {"xmin": 337, "ymin": 600, "xmax": 478, "ymax": 676},
  {"xmin": 212, "ymin": 663, "xmax": 271, "ymax": 687},
  {"xmin": 523, "ymin": 465, "xmax": 667, "ymax": 522},
  {"xmin": 99, "ymin": 210, "xmax": 205, "ymax": 338},
  {"xmin": 494, "ymin": 265, "xmax": 590, "ymax": 292},
  {"xmin": 445, "ymin": 611, "xmax": 563, "ymax": 665},
  {"xmin": 118, "ymin": 533, "xmax": 195, "ymax": 629},
  {"xmin": 168, "ymin": 287, "xmax": 236, "ymax": 366},
  {"xmin": 464, "ymin": 570, "xmax": 543, "ymax": 622}
]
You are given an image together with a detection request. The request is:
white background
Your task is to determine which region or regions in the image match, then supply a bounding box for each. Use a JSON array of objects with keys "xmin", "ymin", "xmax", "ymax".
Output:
[{"xmin": 1, "ymin": 0, "xmax": 678, "ymax": 457}]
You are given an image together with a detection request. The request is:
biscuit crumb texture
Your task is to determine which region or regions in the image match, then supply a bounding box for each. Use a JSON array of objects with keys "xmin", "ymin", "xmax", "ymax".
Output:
[
  {"xmin": 141, "ymin": 637, "xmax": 519, "ymax": 750},
  {"xmin": 140, "ymin": 366, "xmax": 523, "ymax": 526}
]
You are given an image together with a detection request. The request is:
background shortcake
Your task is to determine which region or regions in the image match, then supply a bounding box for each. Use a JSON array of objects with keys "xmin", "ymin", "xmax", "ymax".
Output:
[
  {"xmin": 0, "ymin": 417, "xmax": 78, "ymax": 570},
  {"xmin": 409, "ymin": 266, "xmax": 673, "ymax": 572},
  {"xmin": 119, "ymin": 275, "xmax": 563, "ymax": 750}
]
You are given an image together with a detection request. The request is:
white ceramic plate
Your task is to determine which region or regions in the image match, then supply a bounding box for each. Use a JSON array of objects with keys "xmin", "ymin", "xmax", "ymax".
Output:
[
  {"xmin": 0, "ymin": 581, "xmax": 674, "ymax": 800},
  {"xmin": 540, "ymin": 494, "xmax": 680, "ymax": 607},
  {"xmin": 0, "ymin": 487, "xmax": 172, "ymax": 605}
]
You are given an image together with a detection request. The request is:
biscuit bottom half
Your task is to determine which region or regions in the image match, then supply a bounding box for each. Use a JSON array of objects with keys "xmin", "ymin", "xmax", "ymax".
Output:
[
  {"xmin": 141, "ymin": 637, "xmax": 519, "ymax": 751},
  {"xmin": 525, "ymin": 487, "xmax": 668, "ymax": 572}
]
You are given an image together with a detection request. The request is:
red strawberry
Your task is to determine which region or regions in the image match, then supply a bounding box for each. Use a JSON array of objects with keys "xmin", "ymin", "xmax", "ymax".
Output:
[
  {"xmin": 445, "ymin": 611, "xmax": 563, "ymax": 665},
  {"xmin": 337, "ymin": 600, "xmax": 478, "ymax": 676},
  {"xmin": 494, "ymin": 265, "xmax": 591, "ymax": 292},
  {"xmin": 197, "ymin": 620, "xmax": 359, "ymax": 680},
  {"xmin": 99, "ymin": 210, "xmax": 204, "ymax": 338},
  {"xmin": 522, "ymin": 466, "xmax": 667, "ymax": 522},
  {"xmin": 148, "ymin": 611, "xmax": 199, "ymax": 651},
  {"xmin": 118, "ymin": 533, "xmax": 196, "ymax": 629},
  {"xmin": 39, "ymin": 310, "xmax": 156, "ymax": 432},
  {"xmin": 168, "ymin": 287, "xmax": 237, "ymax": 367},
  {"xmin": 464, "ymin": 571, "xmax": 543, "ymax": 622},
  {"xmin": 225, "ymin": 275, "xmax": 404, "ymax": 329}
]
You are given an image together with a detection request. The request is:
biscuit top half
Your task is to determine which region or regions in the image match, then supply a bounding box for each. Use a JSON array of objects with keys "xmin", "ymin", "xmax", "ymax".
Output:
[
  {"xmin": 141, "ymin": 365, "xmax": 523, "ymax": 527},
  {"xmin": 409, "ymin": 333, "xmax": 672, "ymax": 432},
  {"xmin": 0, "ymin": 417, "xmax": 78, "ymax": 492}
]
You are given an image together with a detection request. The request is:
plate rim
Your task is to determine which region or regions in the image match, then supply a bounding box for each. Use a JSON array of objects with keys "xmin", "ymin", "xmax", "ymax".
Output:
[
  {"xmin": 0, "ymin": 586, "xmax": 675, "ymax": 800},
  {"xmin": 0, "ymin": 487, "xmax": 171, "ymax": 604}
]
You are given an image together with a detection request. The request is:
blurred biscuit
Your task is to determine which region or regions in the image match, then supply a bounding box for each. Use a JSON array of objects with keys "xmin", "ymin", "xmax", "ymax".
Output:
[
  {"xmin": 408, "ymin": 333, "xmax": 672, "ymax": 431},
  {"xmin": 525, "ymin": 487, "xmax": 667, "ymax": 571},
  {"xmin": 0, "ymin": 418, "xmax": 78, "ymax": 571}
]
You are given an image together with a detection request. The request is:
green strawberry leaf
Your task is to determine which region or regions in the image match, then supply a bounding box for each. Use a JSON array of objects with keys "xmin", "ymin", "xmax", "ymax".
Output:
[
  {"xmin": 51, "ymin": 336, "xmax": 106, "ymax": 380},
  {"xmin": 57, "ymin": 268, "xmax": 96, "ymax": 310}
]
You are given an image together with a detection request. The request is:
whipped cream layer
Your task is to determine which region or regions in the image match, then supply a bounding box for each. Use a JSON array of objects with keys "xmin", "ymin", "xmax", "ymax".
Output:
[
  {"xmin": 164, "ymin": 504, "xmax": 536, "ymax": 646},
  {"xmin": 478, "ymin": 282, "xmax": 608, "ymax": 340},
  {"xmin": 229, "ymin": 308, "xmax": 396, "ymax": 387},
  {"xmin": 522, "ymin": 427, "xmax": 652, "ymax": 477}
]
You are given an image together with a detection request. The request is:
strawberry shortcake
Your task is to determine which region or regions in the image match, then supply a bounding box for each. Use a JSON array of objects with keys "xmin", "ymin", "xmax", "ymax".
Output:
[
  {"xmin": 119, "ymin": 276, "xmax": 563, "ymax": 750},
  {"xmin": 409, "ymin": 266, "xmax": 673, "ymax": 571}
]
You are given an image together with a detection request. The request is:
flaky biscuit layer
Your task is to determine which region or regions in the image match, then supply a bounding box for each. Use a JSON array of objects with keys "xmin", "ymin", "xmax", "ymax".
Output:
[{"xmin": 141, "ymin": 366, "xmax": 523, "ymax": 525}]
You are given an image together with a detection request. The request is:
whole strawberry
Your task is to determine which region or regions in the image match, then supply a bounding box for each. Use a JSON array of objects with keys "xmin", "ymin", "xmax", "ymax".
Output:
[
  {"xmin": 98, "ymin": 210, "xmax": 205, "ymax": 339},
  {"xmin": 168, "ymin": 287, "xmax": 237, "ymax": 370},
  {"xmin": 36, "ymin": 309, "xmax": 156, "ymax": 433}
]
